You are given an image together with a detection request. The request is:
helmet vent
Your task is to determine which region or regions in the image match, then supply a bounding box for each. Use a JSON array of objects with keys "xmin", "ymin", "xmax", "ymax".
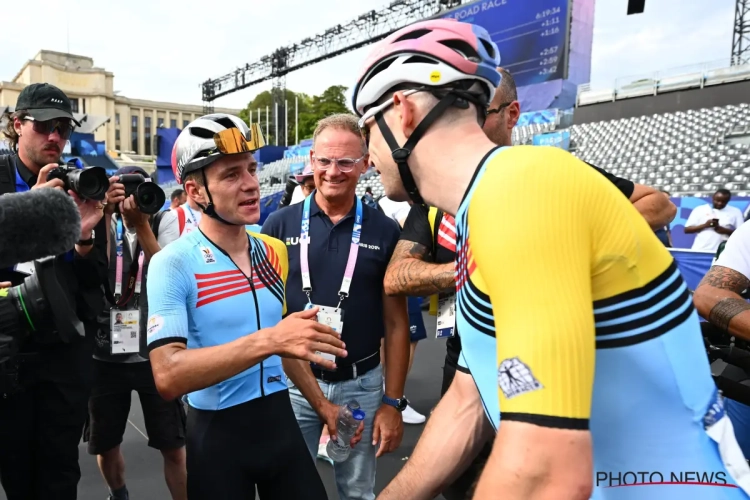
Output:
[
  {"xmin": 479, "ymin": 39, "xmax": 497, "ymax": 60},
  {"xmin": 403, "ymin": 55, "xmax": 438, "ymax": 65},
  {"xmin": 438, "ymin": 39, "xmax": 481, "ymax": 63},
  {"xmin": 214, "ymin": 116, "xmax": 238, "ymax": 130},
  {"xmin": 395, "ymin": 28, "xmax": 432, "ymax": 41},
  {"xmin": 190, "ymin": 127, "xmax": 215, "ymax": 139}
]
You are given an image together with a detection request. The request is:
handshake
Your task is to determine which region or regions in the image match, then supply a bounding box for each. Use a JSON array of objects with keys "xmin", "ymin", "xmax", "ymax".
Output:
[{"xmin": 266, "ymin": 306, "xmax": 347, "ymax": 370}]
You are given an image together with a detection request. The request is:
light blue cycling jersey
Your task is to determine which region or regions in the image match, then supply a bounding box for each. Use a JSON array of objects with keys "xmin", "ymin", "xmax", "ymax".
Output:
[
  {"xmin": 455, "ymin": 146, "xmax": 750, "ymax": 499},
  {"xmin": 146, "ymin": 229, "xmax": 289, "ymax": 410}
]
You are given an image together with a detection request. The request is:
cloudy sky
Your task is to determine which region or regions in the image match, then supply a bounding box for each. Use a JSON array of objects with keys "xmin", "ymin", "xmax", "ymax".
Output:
[{"xmin": 0, "ymin": 0, "xmax": 736, "ymax": 111}]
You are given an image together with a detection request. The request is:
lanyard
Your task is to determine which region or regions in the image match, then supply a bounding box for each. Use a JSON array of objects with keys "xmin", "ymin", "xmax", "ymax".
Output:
[
  {"xmin": 300, "ymin": 196, "xmax": 362, "ymax": 308},
  {"xmin": 115, "ymin": 217, "xmax": 145, "ymax": 304},
  {"xmin": 185, "ymin": 205, "xmax": 198, "ymax": 225}
]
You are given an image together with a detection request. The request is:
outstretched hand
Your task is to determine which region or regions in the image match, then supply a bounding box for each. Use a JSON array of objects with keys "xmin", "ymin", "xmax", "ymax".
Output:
[{"xmin": 270, "ymin": 307, "xmax": 347, "ymax": 370}]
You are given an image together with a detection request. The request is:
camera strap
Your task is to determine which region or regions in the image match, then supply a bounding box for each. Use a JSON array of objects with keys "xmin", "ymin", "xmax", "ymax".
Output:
[{"xmin": 113, "ymin": 217, "xmax": 144, "ymax": 308}]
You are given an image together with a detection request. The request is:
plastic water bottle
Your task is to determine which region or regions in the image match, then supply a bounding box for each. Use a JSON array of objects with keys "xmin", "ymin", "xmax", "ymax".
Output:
[{"xmin": 326, "ymin": 401, "xmax": 366, "ymax": 462}]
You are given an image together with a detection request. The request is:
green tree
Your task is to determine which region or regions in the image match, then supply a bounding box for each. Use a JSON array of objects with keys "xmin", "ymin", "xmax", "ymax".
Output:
[{"xmin": 240, "ymin": 85, "xmax": 351, "ymax": 145}]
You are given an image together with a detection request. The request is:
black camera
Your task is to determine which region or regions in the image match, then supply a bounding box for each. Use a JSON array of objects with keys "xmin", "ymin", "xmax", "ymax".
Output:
[
  {"xmin": 0, "ymin": 256, "xmax": 85, "ymax": 350},
  {"xmin": 47, "ymin": 161, "xmax": 109, "ymax": 201},
  {"xmin": 118, "ymin": 174, "xmax": 166, "ymax": 215}
]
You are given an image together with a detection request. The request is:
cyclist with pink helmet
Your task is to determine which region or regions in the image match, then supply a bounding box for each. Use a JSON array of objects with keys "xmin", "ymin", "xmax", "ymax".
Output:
[{"xmin": 355, "ymin": 17, "xmax": 750, "ymax": 500}]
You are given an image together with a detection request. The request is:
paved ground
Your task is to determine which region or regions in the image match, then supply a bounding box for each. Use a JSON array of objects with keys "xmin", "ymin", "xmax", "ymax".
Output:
[{"xmin": 1, "ymin": 313, "xmax": 452, "ymax": 499}]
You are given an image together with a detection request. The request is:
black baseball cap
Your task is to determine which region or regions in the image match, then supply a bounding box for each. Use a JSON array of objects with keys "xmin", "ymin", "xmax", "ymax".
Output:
[{"xmin": 15, "ymin": 83, "xmax": 81, "ymax": 126}]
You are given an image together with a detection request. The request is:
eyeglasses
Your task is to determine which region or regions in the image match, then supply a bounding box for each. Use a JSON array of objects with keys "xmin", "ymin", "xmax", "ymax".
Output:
[
  {"xmin": 210, "ymin": 124, "xmax": 266, "ymax": 155},
  {"xmin": 24, "ymin": 117, "xmax": 74, "ymax": 140},
  {"xmin": 486, "ymin": 102, "xmax": 513, "ymax": 115},
  {"xmin": 312, "ymin": 155, "xmax": 365, "ymax": 173}
]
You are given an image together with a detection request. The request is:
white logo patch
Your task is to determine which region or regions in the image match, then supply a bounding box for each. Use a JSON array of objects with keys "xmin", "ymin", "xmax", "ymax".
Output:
[
  {"xmin": 498, "ymin": 357, "xmax": 543, "ymax": 399},
  {"xmin": 50, "ymin": 98, "xmax": 64, "ymax": 104},
  {"xmin": 200, "ymin": 246, "xmax": 216, "ymax": 264},
  {"xmin": 147, "ymin": 314, "xmax": 164, "ymax": 339}
]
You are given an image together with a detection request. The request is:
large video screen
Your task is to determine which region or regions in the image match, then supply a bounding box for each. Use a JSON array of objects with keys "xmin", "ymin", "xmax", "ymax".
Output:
[{"xmin": 440, "ymin": 0, "xmax": 572, "ymax": 88}]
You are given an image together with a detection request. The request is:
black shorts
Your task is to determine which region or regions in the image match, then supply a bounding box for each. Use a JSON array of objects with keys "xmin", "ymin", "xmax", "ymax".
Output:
[
  {"xmin": 85, "ymin": 360, "xmax": 186, "ymax": 455},
  {"xmin": 441, "ymin": 344, "xmax": 494, "ymax": 500},
  {"xmin": 186, "ymin": 390, "xmax": 327, "ymax": 500}
]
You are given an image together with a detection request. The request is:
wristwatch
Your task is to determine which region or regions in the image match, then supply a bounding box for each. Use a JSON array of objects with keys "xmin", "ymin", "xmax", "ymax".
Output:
[
  {"xmin": 382, "ymin": 395, "xmax": 407, "ymax": 412},
  {"xmin": 77, "ymin": 230, "xmax": 95, "ymax": 246}
]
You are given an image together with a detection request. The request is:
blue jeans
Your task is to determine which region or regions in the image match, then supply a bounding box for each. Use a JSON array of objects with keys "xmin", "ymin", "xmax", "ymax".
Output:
[{"xmin": 287, "ymin": 364, "xmax": 383, "ymax": 500}]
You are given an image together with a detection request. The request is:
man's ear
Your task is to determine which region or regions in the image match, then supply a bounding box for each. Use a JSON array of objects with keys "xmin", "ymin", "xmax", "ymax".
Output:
[{"xmin": 393, "ymin": 91, "xmax": 418, "ymax": 139}]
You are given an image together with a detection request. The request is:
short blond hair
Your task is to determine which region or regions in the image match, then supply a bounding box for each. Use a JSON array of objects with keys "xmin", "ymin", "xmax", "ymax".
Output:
[{"xmin": 312, "ymin": 114, "xmax": 367, "ymax": 155}]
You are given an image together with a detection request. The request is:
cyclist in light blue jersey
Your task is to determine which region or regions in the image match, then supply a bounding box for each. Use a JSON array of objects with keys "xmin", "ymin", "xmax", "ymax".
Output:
[{"xmin": 146, "ymin": 114, "xmax": 348, "ymax": 500}]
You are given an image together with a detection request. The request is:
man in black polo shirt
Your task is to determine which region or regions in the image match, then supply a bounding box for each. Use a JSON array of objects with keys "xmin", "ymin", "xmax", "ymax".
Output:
[
  {"xmin": 262, "ymin": 113, "xmax": 410, "ymax": 500},
  {"xmin": 382, "ymin": 68, "xmax": 678, "ymax": 499}
]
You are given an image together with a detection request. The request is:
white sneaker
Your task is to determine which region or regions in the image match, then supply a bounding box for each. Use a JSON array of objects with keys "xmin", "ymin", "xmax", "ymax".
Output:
[{"xmin": 402, "ymin": 402, "xmax": 426, "ymax": 424}]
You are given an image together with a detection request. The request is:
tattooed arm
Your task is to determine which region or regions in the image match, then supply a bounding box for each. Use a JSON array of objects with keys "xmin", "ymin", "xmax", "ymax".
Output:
[
  {"xmin": 383, "ymin": 240, "xmax": 455, "ymax": 297},
  {"xmin": 694, "ymin": 265, "xmax": 750, "ymax": 340}
]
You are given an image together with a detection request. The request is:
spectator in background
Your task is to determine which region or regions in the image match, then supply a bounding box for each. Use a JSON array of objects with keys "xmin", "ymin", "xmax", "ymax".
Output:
[
  {"xmin": 289, "ymin": 164, "xmax": 316, "ymax": 206},
  {"xmin": 655, "ymin": 190, "xmax": 673, "ymax": 247},
  {"xmin": 362, "ymin": 186, "xmax": 378, "ymax": 210},
  {"xmin": 694, "ymin": 221, "xmax": 750, "ymax": 459},
  {"xmin": 684, "ymin": 188, "xmax": 744, "ymax": 252},
  {"xmin": 169, "ymin": 189, "xmax": 186, "ymax": 210}
]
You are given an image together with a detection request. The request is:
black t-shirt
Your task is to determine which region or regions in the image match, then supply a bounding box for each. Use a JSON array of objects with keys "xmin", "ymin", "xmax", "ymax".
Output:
[{"xmin": 399, "ymin": 162, "xmax": 636, "ymax": 362}]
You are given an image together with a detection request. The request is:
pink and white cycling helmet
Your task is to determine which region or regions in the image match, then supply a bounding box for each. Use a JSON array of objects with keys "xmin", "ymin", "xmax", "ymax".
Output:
[
  {"xmin": 352, "ymin": 18, "xmax": 501, "ymax": 116},
  {"xmin": 351, "ymin": 18, "xmax": 501, "ymax": 205}
]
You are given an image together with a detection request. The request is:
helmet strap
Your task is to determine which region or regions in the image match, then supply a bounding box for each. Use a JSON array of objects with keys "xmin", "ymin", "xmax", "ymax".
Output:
[
  {"xmin": 374, "ymin": 92, "xmax": 459, "ymax": 205},
  {"xmin": 199, "ymin": 168, "xmax": 243, "ymax": 227}
]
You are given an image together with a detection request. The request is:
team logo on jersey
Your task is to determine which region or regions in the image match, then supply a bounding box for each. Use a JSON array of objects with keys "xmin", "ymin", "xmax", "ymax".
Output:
[
  {"xmin": 147, "ymin": 314, "xmax": 164, "ymax": 339},
  {"xmin": 200, "ymin": 246, "xmax": 216, "ymax": 264},
  {"xmin": 285, "ymin": 237, "xmax": 300, "ymax": 246},
  {"xmin": 498, "ymin": 357, "xmax": 543, "ymax": 399}
]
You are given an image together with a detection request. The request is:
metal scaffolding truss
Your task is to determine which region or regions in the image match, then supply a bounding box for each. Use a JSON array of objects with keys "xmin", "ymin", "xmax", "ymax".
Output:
[
  {"xmin": 201, "ymin": 0, "xmax": 468, "ymax": 103},
  {"xmin": 733, "ymin": 0, "xmax": 750, "ymax": 65}
]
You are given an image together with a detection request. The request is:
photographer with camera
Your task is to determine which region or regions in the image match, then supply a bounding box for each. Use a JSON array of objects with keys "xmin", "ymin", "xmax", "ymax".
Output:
[
  {"xmin": 85, "ymin": 166, "xmax": 186, "ymax": 500},
  {"xmin": 695, "ymin": 222, "xmax": 750, "ymax": 461},
  {"xmin": 0, "ymin": 83, "xmax": 120, "ymax": 499}
]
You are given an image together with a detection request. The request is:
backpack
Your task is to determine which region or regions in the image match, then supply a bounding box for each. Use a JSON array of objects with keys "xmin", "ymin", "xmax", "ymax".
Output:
[
  {"xmin": 427, "ymin": 206, "xmax": 445, "ymax": 316},
  {"xmin": 150, "ymin": 207, "xmax": 187, "ymax": 241}
]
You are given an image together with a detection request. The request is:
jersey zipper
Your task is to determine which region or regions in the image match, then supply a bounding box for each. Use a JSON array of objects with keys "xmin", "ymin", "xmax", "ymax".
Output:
[{"xmin": 247, "ymin": 276, "xmax": 264, "ymax": 397}]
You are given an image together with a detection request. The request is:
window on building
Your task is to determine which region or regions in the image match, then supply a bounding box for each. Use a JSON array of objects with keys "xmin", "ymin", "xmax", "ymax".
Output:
[
  {"xmin": 183, "ymin": 120, "xmax": 189, "ymax": 128},
  {"xmin": 170, "ymin": 119, "xmax": 177, "ymax": 129},
  {"xmin": 158, "ymin": 118, "xmax": 164, "ymax": 128},
  {"xmin": 115, "ymin": 129, "xmax": 121, "ymax": 151},
  {"xmin": 115, "ymin": 113, "xmax": 120, "ymax": 126},
  {"xmin": 69, "ymin": 98, "xmax": 79, "ymax": 113},
  {"xmin": 131, "ymin": 115, "xmax": 138, "ymax": 153},
  {"xmin": 144, "ymin": 116, "xmax": 152, "ymax": 156}
]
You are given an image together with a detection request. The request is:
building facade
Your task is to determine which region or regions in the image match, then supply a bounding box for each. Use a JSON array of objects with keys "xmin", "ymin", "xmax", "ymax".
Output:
[{"xmin": 0, "ymin": 50, "xmax": 240, "ymax": 156}]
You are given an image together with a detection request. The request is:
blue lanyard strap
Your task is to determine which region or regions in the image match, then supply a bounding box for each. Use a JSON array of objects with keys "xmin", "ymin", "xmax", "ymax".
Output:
[{"xmin": 300, "ymin": 196, "xmax": 362, "ymax": 306}]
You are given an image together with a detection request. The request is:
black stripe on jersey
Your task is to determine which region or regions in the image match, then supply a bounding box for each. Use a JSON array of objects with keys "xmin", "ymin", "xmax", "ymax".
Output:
[
  {"xmin": 593, "ymin": 261, "xmax": 678, "ymax": 309},
  {"xmin": 458, "ymin": 280, "xmax": 496, "ymax": 338},
  {"xmin": 250, "ymin": 238, "xmax": 285, "ymax": 305},
  {"xmin": 595, "ymin": 286, "xmax": 691, "ymax": 337},
  {"xmin": 458, "ymin": 146, "xmax": 502, "ymax": 208},
  {"xmin": 596, "ymin": 298, "xmax": 695, "ymax": 349},
  {"xmin": 501, "ymin": 412, "xmax": 589, "ymax": 430}
]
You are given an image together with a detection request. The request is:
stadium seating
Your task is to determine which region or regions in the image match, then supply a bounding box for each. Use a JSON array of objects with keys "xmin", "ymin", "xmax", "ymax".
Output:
[
  {"xmin": 570, "ymin": 103, "xmax": 750, "ymax": 197},
  {"xmin": 248, "ymin": 102, "xmax": 750, "ymax": 203}
]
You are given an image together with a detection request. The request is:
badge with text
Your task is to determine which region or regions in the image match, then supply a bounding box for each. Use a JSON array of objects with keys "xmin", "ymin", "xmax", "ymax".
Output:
[
  {"xmin": 110, "ymin": 309, "xmax": 141, "ymax": 355},
  {"xmin": 436, "ymin": 292, "xmax": 456, "ymax": 338},
  {"xmin": 314, "ymin": 305, "xmax": 344, "ymax": 368}
]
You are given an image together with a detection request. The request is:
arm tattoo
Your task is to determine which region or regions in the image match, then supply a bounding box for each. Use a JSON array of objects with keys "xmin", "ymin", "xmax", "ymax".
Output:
[
  {"xmin": 385, "ymin": 240, "xmax": 455, "ymax": 296},
  {"xmin": 699, "ymin": 266, "xmax": 750, "ymax": 294},
  {"xmin": 709, "ymin": 298, "xmax": 750, "ymax": 333}
]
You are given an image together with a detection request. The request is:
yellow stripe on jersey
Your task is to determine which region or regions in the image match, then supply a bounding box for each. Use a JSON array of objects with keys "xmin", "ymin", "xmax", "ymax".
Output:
[
  {"xmin": 467, "ymin": 146, "xmax": 674, "ymax": 427},
  {"xmin": 249, "ymin": 231, "xmax": 290, "ymax": 316}
]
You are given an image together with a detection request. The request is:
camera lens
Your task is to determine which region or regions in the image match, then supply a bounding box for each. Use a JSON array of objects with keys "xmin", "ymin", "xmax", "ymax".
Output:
[
  {"xmin": 0, "ymin": 273, "xmax": 50, "ymax": 340},
  {"xmin": 69, "ymin": 167, "xmax": 109, "ymax": 201},
  {"xmin": 135, "ymin": 182, "xmax": 166, "ymax": 215}
]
